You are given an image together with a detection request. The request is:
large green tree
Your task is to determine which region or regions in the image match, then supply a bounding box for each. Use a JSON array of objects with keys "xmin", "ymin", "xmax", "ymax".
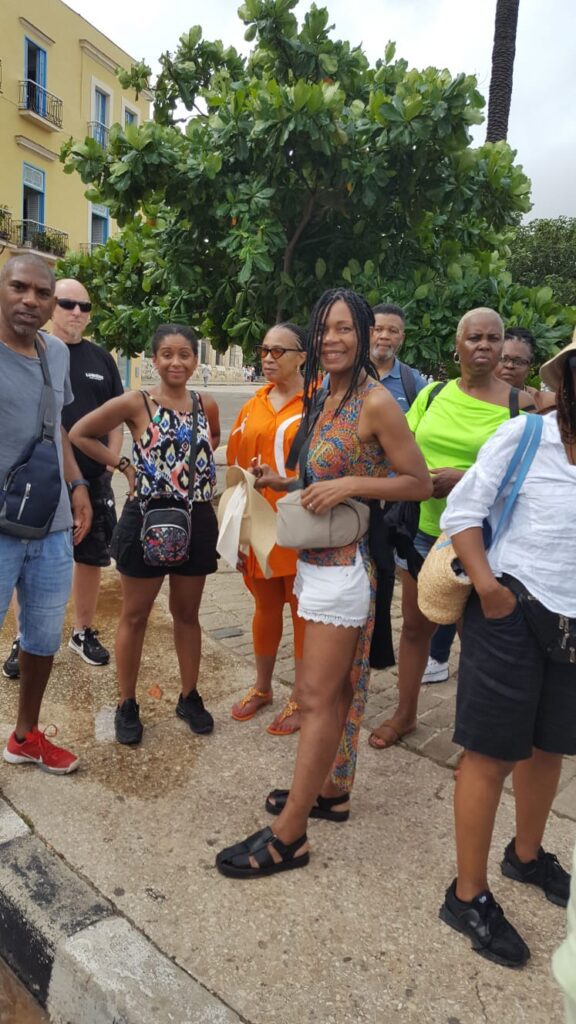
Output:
[
  {"xmin": 62, "ymin": 0, "xmax": 566, "ymax": 363},
  {"xmin": 506, "ymin": 217, "xmax": 576, "ymax": 307}
]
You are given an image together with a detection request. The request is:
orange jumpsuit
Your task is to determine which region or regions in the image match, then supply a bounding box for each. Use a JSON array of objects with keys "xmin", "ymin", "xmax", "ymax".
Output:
[{"xmin": 227, "ymin": 385, "xmax": 305, "ymax": 659}]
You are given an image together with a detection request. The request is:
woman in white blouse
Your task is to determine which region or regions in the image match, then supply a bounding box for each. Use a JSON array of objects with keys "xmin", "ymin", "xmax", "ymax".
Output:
[{"xmin": 437, "ymin": 335, "xmax": 576, "ymax": 969}]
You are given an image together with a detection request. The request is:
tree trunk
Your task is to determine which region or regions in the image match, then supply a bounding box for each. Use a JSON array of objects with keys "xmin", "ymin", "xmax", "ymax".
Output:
[{"xmin": 486, "ymin": 0, "xmax": 520, "ymax": 142}]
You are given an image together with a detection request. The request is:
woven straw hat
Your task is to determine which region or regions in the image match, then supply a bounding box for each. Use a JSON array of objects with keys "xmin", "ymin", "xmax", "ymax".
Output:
[
  {"xmin": 540, "ymin": 331, "xmax": 576, "ymax": 391},
  {"xmin": 417, "ymin": 533, "xmax": 472, "ymax": 625}
]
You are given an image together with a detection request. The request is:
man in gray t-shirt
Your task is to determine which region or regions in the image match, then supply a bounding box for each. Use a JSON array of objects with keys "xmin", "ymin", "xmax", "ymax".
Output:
[{"xmin": 0, "ymin": 255, "xmax": 91, "ymax": 775}]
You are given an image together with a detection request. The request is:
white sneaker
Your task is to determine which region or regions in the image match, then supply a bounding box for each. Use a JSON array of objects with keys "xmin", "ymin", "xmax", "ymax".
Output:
[{"xmin": 422, "ymin": 657, "xmax": 449, "ymax": 684}]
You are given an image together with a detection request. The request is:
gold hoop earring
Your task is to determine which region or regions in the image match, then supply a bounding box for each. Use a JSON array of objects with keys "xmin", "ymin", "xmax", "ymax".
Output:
[{"xmin": 453, "ymin": 352, "xmax": 460, "ymax": 364}]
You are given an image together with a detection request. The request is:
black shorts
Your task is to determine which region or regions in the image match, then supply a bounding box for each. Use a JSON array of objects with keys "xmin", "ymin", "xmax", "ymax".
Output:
[
  {"xmin": 111, "ymin": 498, "xmax": 218, "ymax": 579},
  {"xmin": 454, "ymin": 583, "xmax": 576, "ymax": 761},
  {"xmin": 74, "ymin": 473, "xmax": 117, "ymax": 567}
]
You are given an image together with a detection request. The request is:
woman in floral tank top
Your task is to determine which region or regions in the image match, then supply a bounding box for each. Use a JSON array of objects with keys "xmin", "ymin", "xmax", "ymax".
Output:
[
  {"xmin": 70, "ymin": 324, "xmax": 220, "ymax": 747},
  {"xmin": 216, "ymin": 289, "xmax": 431, "ymax": 878}
]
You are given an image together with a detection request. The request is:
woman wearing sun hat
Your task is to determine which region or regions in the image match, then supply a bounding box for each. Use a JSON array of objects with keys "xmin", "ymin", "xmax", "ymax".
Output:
[{"xmin": 436, "ymin": 331, "xmax": 576, "ymax": 969}]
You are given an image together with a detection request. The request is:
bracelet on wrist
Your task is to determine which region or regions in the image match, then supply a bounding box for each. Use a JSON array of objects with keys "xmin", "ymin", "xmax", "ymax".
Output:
[
  {"xmin": 116, "ymin": 457, "xmax": 131, "ymax": 473},
  {"xmin": 68, "ymin": 478, "xmax": 89, "ymax": 493}
]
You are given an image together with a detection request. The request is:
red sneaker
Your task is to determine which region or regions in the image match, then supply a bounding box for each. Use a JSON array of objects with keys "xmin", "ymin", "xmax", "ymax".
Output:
[{"xmin": 3, "ymin": 725, "xmax": 79, "ymax": 775}]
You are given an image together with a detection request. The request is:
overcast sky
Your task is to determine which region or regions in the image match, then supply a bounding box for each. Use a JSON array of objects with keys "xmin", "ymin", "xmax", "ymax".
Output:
[{"xmin": 66, "ymin": 0, "xmax": 575, "ymax": 220}]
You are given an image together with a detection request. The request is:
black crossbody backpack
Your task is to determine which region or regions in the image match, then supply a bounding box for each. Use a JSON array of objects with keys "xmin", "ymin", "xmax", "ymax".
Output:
[{"xmin": 0, "ymin": 336, "xmax": 62, "ymax": 539}]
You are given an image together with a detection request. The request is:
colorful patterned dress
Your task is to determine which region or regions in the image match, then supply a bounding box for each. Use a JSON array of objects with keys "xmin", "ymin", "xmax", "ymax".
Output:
[{"xmin": 302, "ymin": 379, "xmax": 391, "ymax": 792}]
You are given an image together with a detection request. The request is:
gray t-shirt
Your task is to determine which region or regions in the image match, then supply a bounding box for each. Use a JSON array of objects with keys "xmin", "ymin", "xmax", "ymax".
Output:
[{"xmin": 0, "ymin": 330, "xmax": 73, "ymax": 532}]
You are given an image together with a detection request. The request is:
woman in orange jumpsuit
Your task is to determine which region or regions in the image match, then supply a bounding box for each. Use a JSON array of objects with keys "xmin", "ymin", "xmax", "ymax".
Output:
[{"xmin": 227, "ymin": 323, "xmax": 307, "ymax": 734}]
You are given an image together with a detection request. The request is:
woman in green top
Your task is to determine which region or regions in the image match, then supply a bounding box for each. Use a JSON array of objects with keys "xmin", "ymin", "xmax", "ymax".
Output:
[{"xmin": 368, "ymin": 307, "xmax": 533, "ymax": 750}]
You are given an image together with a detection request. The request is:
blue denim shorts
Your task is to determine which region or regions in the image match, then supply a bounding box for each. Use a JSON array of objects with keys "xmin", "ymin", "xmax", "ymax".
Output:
[
  {"xmin": 394, "ymin": 529, "xmax": 438, "ymax": 572},
  {"xmin": 0, "ymin": 530, "xmax": 73, "ymax": 656}
]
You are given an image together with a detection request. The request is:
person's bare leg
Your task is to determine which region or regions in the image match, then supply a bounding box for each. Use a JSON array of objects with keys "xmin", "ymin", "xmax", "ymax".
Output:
[
  {"xmin": 272, "ymin": 621, "xmax": 360, "ymax": 845},
  {"xmin": 168, "ymin": 575, "xmax": 206, "ymax": 697},
  {"xmin": 512, "ymin": 747, "xmax": 563, "ymax": 862},
  {"xmin": 15, "ymin": 652, "xmax": 54, "ymax": 737},
  {"xmin": 72, "ymin": 563, "xmax": 101, "ymax": 632},
  {"xmin": 369, "ymin": 569, "xmax": 436, "ymax": 747},
  {"xmin": 115, "ymin": 576, "xmax": 163, "ymax": 702},
  {"xmin": 453, "ymin": 750, "xmax": 514, "ymax": 901}
]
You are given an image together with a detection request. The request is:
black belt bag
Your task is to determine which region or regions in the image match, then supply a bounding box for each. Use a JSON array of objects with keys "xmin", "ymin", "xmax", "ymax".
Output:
[{"xmin": 503, "ymin": 575, "xmax": 576, "ymax": 665}]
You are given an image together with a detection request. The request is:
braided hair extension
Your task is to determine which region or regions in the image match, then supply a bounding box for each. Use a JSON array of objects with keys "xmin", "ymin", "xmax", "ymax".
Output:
[
  {"xmin": 556, "ymin": 355, "xmax": 576, "ymax": 446},
  {"xmin": 276, "ymin": 321, "xmax": 308, "ymax": 351},
  {"xmin": 302, "ymin": 289, "xmax": 377, "ymax": 423}
]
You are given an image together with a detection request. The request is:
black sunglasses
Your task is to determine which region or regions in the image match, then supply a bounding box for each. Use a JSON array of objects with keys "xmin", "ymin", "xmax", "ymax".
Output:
[
  {"xmin": 56, "ymin": 298, "xmax": 92, "ymax": 313},
  {"xmin": 254, "ymin": 345, "xmax": 302, "ymax": 361}
]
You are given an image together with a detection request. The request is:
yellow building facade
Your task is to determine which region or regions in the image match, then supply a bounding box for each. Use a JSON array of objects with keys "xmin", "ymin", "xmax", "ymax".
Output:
[{"xmin": 0, "ymin": 0, "xmax": 151, "ymax": 387}]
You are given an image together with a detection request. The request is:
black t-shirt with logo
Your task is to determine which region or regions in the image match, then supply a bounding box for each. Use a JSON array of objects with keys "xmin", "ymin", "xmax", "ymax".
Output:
[{"xmin": 61, "ymin": 339, "xmax": 124, "ymax": 479}]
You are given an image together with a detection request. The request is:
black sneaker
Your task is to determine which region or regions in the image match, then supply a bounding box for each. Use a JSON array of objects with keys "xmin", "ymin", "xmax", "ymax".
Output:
[
  {"xmin": 176, "ymin": 690, "xmax": 214, "ymax": 735},
  {"xmin": 501, "ymin": 838, "xmax": 571, "ymax": 907},
  {"xmin": 115, "ymin": 699, "xmax": 143, "ymax": 745},
  {"xmin": 2, "ymin": 638, "xmax": 20, "ymax": 680},
  {"xmin": 69, "ymin": 628, "xmax": 110, "ymax": 666},
  {"xmin": 439, "ymin": 879, "xmax": 530, "ymax": 968}
]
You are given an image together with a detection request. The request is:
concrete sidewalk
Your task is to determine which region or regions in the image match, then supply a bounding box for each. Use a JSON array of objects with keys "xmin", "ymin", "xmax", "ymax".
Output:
[{"xmin": 0, "ymin": 553, "xmax": 574, "ymax": 1023}]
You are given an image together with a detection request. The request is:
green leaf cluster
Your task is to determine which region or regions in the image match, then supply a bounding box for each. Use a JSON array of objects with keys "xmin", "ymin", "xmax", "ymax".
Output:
[{"xmin": 506, "ymin": 217, "xmax": 576, "ymax": 307}]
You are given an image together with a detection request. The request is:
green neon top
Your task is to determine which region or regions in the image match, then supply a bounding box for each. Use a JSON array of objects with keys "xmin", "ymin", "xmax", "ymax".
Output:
[{"xmin": 406, "ymin": 379, "xmax": 519, "ymax": 538}]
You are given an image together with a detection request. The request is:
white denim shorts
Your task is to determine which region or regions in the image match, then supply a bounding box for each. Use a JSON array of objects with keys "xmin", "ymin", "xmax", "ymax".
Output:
[{"xmin": 294, "ymin": 548, "xmax": 370, "ymax": 628}]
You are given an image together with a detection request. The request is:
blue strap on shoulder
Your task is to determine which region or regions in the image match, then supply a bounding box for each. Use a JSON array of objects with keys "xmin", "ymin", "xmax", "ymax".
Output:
[
  {"xmin": 490, "ymin": 414, "xmax": 542, "ymax": 547},
  {"xmin": 436, "ymin": 413, "xmax": 543, "ymax": 554}
]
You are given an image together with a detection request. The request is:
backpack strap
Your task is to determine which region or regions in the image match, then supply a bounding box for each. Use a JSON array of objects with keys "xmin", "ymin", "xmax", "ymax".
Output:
[
  {"xmin": 34, "ymin": 335, "xmax": 56, "ymax": 442},
  {"xmin": 187, "ymin": 392, "xmax": 199, "ymax": 503},
  {"xmin": 398, "ymin": 361, "xmax": 417, "ymax": 408},
  {"xmin": 425, "ymin": 381, "xmax": 447, "ymax": 410},
  {"xmin": 508, "ymin": 387, "xmax": 520, "ymax": 418}
]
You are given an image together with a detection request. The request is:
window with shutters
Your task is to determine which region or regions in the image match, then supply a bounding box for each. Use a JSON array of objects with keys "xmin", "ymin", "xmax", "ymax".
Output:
[{"xmin": 22, "ymin": 163, "xmax": 45, "ymax": 229}]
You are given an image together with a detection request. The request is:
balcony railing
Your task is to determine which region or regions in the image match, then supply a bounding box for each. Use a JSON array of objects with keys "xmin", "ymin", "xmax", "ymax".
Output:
[
  {"xmin": 78, "ymin": 242, "xmax": 105, "ymax": 255},
  {"xmin": 87, "ymin": 121, "xmax": 109, "ymax": 147},
  {"xmin": 0, "ymin": 208, "xmax": 12, "ymax": 242},
  {"xmin": 18, "ymin": 80, "xmax": 63, "ymax": 129},
  {"xmin": 11, "ymin": 220, "xmax": 68, "ymax": 258}
]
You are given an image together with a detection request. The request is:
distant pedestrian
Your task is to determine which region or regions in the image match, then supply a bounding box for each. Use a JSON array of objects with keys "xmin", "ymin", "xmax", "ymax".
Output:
[
  {"xmin": 0, "ymin": 255, "xmax": 92, "ymax": 774},
  {"xmin": 70, "ymin": 324, "xmax": 220, "ymax": 746},
  {"xmin": 202, "ymin": 364, "xmax": 211, "ymax": 388}
]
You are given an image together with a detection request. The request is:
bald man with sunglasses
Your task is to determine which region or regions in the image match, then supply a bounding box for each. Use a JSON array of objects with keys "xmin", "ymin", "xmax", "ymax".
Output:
[{"xmin": 53, "ymin": 280, "xmax": 124, "ymax": 666}]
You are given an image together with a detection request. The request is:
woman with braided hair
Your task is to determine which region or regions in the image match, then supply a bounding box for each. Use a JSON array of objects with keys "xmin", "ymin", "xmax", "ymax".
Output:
[
  {"xmin": 437, "ymin": 334, "xmax": 576, "ymax": 968},
  {"xmin": 216, "ymin": 288, "xmax": 431, "ymax": 878}
]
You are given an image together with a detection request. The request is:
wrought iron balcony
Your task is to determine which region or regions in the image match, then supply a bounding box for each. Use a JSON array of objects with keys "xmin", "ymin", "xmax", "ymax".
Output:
[
  {"xmin": 11, "ymin": 220, "xmax": 68, "ymax": 258},
  {"xmin": 0, "ymin": 207, "xmax": 12, "ymax": 242},
  {"xmin": 78, "ymin": 242, "xmax": 105, "ymax": 254},
  {"xmin": 87, "ymin": 121, "xmax": 109, "ymax": 147},
  {"xmin": 18, "ymin": 80, "xmax": 63, "ymax": 130}
]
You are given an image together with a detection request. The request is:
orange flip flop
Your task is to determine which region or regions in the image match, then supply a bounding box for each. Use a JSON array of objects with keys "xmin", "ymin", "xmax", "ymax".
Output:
[
  {"xmin": 231, "ymin": 687, "xmax": 272, "ymax": 722},
  {"xmin": 266, "ymin": 698, "xmax": 300, "ymax": 736}
]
